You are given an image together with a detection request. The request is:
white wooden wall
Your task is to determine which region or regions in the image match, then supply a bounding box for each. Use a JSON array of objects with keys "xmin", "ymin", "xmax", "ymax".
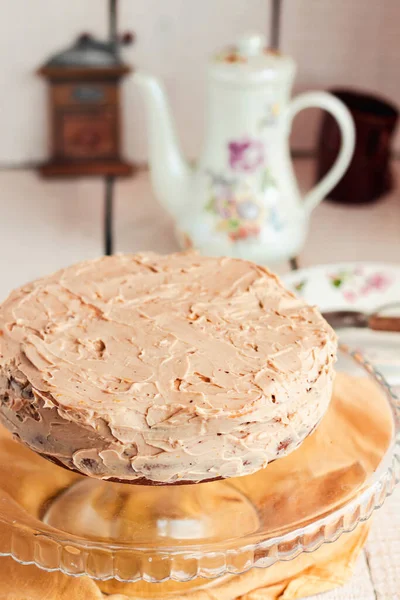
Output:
[
  {"xmin": 0, "ymin": 0, "xmax": 399, "ymax": 166},
  {"xmin": 281, "ymin": 0, "xmax": 400, "ymax": 154}
]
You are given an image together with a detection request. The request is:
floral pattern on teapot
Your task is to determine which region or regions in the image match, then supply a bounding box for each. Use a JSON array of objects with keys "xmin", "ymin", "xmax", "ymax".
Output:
[
  {"xmin": 135, "ymin": 31, "xmax": 355, "ymax": 263},
  {"xmin": 205, "ymin": 133, "xmax": 284, "ymax": 242},
  {"xmin": 228, "ymin": 137, "xmax": 264, "ymax": 171}
]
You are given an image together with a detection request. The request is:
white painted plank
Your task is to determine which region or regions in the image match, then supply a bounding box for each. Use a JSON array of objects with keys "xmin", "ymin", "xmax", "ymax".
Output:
[
  {"xmin": 121, "ymin": 0, "xmax": 269, "ymax": 162},
  {"xmin": 282, "ymin": 0, "xmax": 400, "ymax": 153},
  {"xmin": 366, "ymin": 488, "xmax": 400, "ymax": 600},
  {"xmin": 0, "ymin": 0, "xmax": 269, "ymax": 165},
  {"xmin": 0, "ymin": 0, "xmax": 107, "ymax": 164},
  {"xmin": 311, "ymin": 552, "xmax": 376, "ymax": 599},
  {"xmin": 2, "ymin": 0, "xmax": 400, "ymax": 164}
]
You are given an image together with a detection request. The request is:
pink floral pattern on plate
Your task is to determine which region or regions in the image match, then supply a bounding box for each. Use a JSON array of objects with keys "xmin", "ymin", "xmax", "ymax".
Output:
[{"xmin": 328, "ymin": 267, "xmax": 393, "ymax": 302}]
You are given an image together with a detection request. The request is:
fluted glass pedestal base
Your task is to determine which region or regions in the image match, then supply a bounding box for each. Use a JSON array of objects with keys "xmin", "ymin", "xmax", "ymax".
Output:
[{"xmin": 43, "ymin": 478, "xmax": 260, "ymax": 545}]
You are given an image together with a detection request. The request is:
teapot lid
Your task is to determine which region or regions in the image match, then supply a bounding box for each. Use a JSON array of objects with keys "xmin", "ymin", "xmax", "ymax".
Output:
[{"xmin": 210, "ymin": 33, "xmax": 295, "ymax": 84}]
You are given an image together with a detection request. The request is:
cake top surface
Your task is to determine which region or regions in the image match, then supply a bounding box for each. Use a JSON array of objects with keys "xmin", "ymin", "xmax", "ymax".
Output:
[{"xmin": 0, "ymin": 252, "xmax": 336, "ymax": 423}]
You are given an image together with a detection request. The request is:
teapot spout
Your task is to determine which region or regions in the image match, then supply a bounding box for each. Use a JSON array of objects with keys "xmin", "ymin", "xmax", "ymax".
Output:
[{"xmin": 134, "ymin": 72, "xmax": 192, "ymax": 219}]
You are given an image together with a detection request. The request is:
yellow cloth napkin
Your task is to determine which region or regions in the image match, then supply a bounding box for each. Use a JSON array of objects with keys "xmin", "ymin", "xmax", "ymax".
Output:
[{"xmin": 0, "ymin": 373, "xmax": 392, "ymax": 599}]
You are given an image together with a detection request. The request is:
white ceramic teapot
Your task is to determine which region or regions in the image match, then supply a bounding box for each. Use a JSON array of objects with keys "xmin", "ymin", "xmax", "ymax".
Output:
[{"xmin": 135, "ymin": 33, "xmax": 355, "ymax": 264}]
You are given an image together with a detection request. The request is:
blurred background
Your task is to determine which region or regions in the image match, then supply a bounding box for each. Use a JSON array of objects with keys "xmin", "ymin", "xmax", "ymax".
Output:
[
  {"xmin": 0, "ymin": 0, "xmax": 399, "ymax": 295},
  {"xmin": 1, "ymin": 5, "xmax": 400, "ymax": 596}
]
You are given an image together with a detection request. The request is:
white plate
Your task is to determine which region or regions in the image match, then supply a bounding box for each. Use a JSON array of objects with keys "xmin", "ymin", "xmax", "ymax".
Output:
[{"xmin": 282, "ymin": 262, "xmax": 400, "ymax": 385}]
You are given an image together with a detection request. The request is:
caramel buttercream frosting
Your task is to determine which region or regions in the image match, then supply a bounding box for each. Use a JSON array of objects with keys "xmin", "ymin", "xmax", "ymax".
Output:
[{"xmin": 0, "ymin": 252, "xmax": 336, "ymax": 484}]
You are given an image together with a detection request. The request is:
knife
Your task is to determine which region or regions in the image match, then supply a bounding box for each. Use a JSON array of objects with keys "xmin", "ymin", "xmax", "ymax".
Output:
[{"xmin": 322, "ymin": 304, "xmax": 400, "ymax": 332}]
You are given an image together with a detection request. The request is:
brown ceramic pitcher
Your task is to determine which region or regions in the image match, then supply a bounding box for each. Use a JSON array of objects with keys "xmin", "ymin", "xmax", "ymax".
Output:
[{"xmin": 317, "ymin": 89, "xmax": 398, "ymax": 204}]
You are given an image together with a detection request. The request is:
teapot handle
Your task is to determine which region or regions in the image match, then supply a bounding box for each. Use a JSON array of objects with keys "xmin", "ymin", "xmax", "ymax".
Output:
[{"xmin": 283, "ymin": 91, "xmax": 355, "ymax": 213}]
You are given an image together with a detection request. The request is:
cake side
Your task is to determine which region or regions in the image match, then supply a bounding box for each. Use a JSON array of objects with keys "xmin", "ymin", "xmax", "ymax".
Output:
[{"xmin": 0, "ymin": 252, "xmax": 337, "ymax": 483}]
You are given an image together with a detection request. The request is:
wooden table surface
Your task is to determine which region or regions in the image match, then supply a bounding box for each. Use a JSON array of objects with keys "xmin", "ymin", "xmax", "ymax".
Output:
[{"xmin": 0, "ymin": 159, "xmax": 399, "ymax": 599}]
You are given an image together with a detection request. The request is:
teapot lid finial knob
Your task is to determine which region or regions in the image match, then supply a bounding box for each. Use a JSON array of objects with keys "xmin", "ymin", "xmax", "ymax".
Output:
[{"xmin": 236, "ymin": 33, "xmax": 266, "ymax": 57}]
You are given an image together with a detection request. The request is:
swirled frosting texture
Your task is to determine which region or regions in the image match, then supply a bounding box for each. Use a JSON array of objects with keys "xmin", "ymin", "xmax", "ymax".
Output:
[{"xmin": 0, "ymin": 253, "xmax": 336, "ymax": 483}]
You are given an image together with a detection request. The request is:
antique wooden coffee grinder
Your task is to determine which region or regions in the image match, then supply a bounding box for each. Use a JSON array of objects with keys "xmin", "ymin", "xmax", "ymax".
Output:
[{"xmin": 38, "ymin": 0, "xmax": 134, "ymax": 254}]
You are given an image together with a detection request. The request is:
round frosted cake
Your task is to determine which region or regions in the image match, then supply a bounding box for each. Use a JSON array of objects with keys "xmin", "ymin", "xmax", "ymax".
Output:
[{"xmin": 0, "ymin": 252, "xmax": 336, "ymax": 484}]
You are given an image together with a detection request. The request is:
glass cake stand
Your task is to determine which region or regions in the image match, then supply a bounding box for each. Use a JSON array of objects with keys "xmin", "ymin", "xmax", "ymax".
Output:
[{"xmin": 0, "ymin": 347, "xmax": 398, "ymax": 595}]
